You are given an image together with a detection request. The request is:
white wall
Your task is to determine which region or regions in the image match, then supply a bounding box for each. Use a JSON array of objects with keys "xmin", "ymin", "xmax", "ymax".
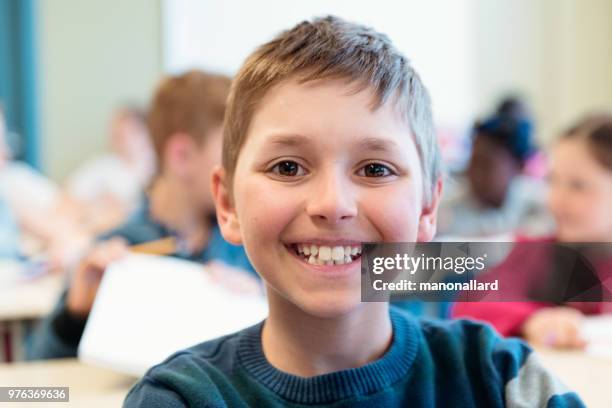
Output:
[
  {"xmin": 39, "ymin": 0, "xmax": 610, "ymax": 179},
  {"xmin": 38, "ymin": 0, "xmax": 163, "ymax": 180},
  {"xmin": 164, "ymin": 0, "xmax": 612, "ymax": 147},
  {"xmin": 162, "ymin": 0, "xmax": 476, "ymax": 131},
  {"xmin": 469, "ymin": 0, "xmax": 612, "ymax": 144}
]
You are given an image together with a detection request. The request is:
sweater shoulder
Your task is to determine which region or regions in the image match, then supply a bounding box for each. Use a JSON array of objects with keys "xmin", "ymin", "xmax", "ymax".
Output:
[
  {"xmin": 416, "ymin": 316, "xmax": 531, "ymax": 379},
  {"xmin": 125, "ymin": 327, "xmax": 254, "ymax": 407},
  {"xmin": 414, "ymin": 317, "xmax": 583, "ymax": 407},
  {"xmin": 147, "ymin": 326, "xmax": 247, "ymax": 381}
]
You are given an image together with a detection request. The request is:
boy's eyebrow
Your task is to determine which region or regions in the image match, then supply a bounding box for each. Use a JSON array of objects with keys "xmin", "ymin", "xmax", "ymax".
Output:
[
  {"xmin": 267, "ymin": 134, "xmax": 311, "ymax": 148},
  {"xmin": 356, "ymin": 137, "xmax": 401, "ymax": 154},
  {"xmin": 266, "ymin": 135, "xmax": 401, "ymax": 153}
]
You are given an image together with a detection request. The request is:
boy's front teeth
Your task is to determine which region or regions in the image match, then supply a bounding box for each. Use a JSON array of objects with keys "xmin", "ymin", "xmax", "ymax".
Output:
[
  {"xmin": 318, "ymin": 246, "xmax": 331, "ymax": 260},
  {"xmin": 297, "ymin": 244, "xmax": 361, "ymax": 265}
]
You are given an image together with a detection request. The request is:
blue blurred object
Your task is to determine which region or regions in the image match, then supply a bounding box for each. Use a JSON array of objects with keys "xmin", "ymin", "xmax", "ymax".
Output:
[
  {"xmin": 474, "ymin": 114, "xmax": 535, "ymax": 163},
  {"xmin": 0, "ymin": 0, "xmax": 41, "ymax": 167}
]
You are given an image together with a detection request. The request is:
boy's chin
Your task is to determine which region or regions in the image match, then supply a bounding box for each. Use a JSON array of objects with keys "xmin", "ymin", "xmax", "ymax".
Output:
[{"xmin": 294, "ymin": 292, "xmax": 364, "ymax": 320}]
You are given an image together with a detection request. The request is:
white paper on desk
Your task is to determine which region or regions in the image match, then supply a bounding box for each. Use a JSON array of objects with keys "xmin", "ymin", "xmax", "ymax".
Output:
[
  {"xmin": 78, "ymin": 254, "xmax": 267, "ymax": 376},
  {"xmin": 582, "ymin": 315, "xmax": 612, "ymax": 361}
]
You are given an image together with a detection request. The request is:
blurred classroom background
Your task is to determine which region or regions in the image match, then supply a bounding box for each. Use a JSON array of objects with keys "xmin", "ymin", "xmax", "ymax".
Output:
[
  {"xmin": 5, "ymin": 0, "xmax": 612, "ymax": 180},
  {"xmin": 1, "ymin": 0, "xmax": 612, "ymax": 406}
]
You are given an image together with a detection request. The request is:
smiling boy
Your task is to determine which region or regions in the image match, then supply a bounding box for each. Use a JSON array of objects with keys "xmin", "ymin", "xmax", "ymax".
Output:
[{"xmin": 124, "ymin": 16, "xmax": 583, "ymax": 407}]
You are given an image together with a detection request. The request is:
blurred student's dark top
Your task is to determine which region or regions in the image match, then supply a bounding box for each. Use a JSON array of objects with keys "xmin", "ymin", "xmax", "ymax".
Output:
[{"xmin": 26, "ymin": 197, "xmax": 255, "ymax": 360}]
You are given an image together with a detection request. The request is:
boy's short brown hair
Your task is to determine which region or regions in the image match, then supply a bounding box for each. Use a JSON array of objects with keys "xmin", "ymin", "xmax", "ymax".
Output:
[
  {"xmin": 149, "ymin": 70, "xmax": 231, "ymax": 167},
  {"xmin": 562, "ymin": 112, "xmax": 612, "ymax": 172},
  {"xmin": 223, "ymin": 16, "xmax": 440, "ymax": 204}
]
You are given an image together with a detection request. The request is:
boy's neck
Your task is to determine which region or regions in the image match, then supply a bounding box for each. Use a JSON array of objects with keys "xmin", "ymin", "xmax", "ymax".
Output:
[
  {"xmin": 261, "ymin": 293, "xmax": 392, "ymax": 377},
  {"xmin": 149, "ymin": 175, "xmax": 211, "ymax": 252}
]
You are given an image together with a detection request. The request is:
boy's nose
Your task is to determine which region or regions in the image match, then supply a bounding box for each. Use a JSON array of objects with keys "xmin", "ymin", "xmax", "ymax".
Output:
[{"xmin": 306, "ymin": 170, "xmax": 358, "ymax": 224}]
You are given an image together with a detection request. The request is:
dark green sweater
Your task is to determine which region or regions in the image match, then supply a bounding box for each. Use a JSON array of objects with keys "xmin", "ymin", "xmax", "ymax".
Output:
[{"xmin": 124, "ymin": 308, "xmax": 583, "ymax": 407}]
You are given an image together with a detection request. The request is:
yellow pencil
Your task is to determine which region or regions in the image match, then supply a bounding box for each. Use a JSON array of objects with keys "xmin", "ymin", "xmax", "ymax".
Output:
[{"xmin": 129, "ymin": 237, "xmax": 178, "ymax": 256}]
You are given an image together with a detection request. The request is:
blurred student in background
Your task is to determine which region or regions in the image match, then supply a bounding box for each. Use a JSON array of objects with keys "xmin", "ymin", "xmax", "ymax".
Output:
[
  {"xmin": 0, "ymin": 197, "xmax": 19, "ymax": 258},
  {"xmin": 437, "ymin": 100, "xmax": 553, "ymax": 238},
  {"xmin": 452, "ymin": 114, "xmax": 612, "ymax": 349},
  {"xmin": 27, "ymin": 70, "xmax": 258, "ymax": 360},
  {"xmin": 0, "ymin": 117, "xmax": 20, "ymax": 258},
  {"xmin": 0, "ymin": 105, "xmax": 89, "ymax": 264},
  {"xmin": 496, "ymin": 96, "xmax": 529, "ymax": 120},
  {"xmin": 64, "ymin": 106, "xmax": 155, "ymax": 234}
]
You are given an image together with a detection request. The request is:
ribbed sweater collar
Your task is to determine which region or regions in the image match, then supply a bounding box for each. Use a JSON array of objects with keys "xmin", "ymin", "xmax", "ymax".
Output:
[{"xmin": 237, "ymin": 308, "xmax": 419, "ymax": 405}]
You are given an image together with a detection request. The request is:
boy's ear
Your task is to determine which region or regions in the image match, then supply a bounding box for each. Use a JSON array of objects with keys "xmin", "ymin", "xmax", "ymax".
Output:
[
  {"xmin": 211, "ymin": 166, "xmax": 243, "ymax": 245},
  {"xmin": 417, "ymin": 177, "xmax": 443, "ymax": 242}
]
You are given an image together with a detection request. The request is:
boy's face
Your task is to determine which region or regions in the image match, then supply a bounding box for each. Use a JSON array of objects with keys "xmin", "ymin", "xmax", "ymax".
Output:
[
  {"xmin": 214, "ymin": 79, "xmax": 439, "ymax": 318},
  {"xmin": 548, "ymin": 138, "xmax": 612, "ymax": 242},
  {"xmin": 192, "ymin": 127, "xmax": 223, "ymax": 212},
  {"xmin": 111, "ymin": 113, "xmax": 153, "ymax": 163},
  {"xmin": 165, "ymin": 127, "xmax": 223, "ymax": 214},
  {"xmin": 467, "ymin": 135, "xmax": 520, "ymax": 208}
]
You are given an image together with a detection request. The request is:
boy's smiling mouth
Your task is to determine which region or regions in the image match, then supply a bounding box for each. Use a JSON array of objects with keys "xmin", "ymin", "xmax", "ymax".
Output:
[{"xmin": 288, "ymin": 243, "xmax": 362, "ymax": 265}]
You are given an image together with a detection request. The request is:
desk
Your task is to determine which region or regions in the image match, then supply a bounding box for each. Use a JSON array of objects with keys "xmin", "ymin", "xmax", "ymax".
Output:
[
  {"xmin": 0, "ymin": 358, "xmax": 135, "ymax": 407},
  {"xmin": 0, "ymin": 273, "xmax": 64, "ymax": 321},
  {"xmin": 537, "ymin": 348, "xmax": 612, "ymax": 408},
  {"xmin": 0, "ymin": 262, "xmax": 64, "ymax": 361}
]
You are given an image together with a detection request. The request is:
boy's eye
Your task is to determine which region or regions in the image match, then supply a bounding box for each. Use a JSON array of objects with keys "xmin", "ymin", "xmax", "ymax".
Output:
[
  {"xmin": 270, "ymin": 160, "xmax": 307, "ymax": 177},
  {"xmin": 358, "ymin": 163, "xmax": 394, "ymax": 177}
]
